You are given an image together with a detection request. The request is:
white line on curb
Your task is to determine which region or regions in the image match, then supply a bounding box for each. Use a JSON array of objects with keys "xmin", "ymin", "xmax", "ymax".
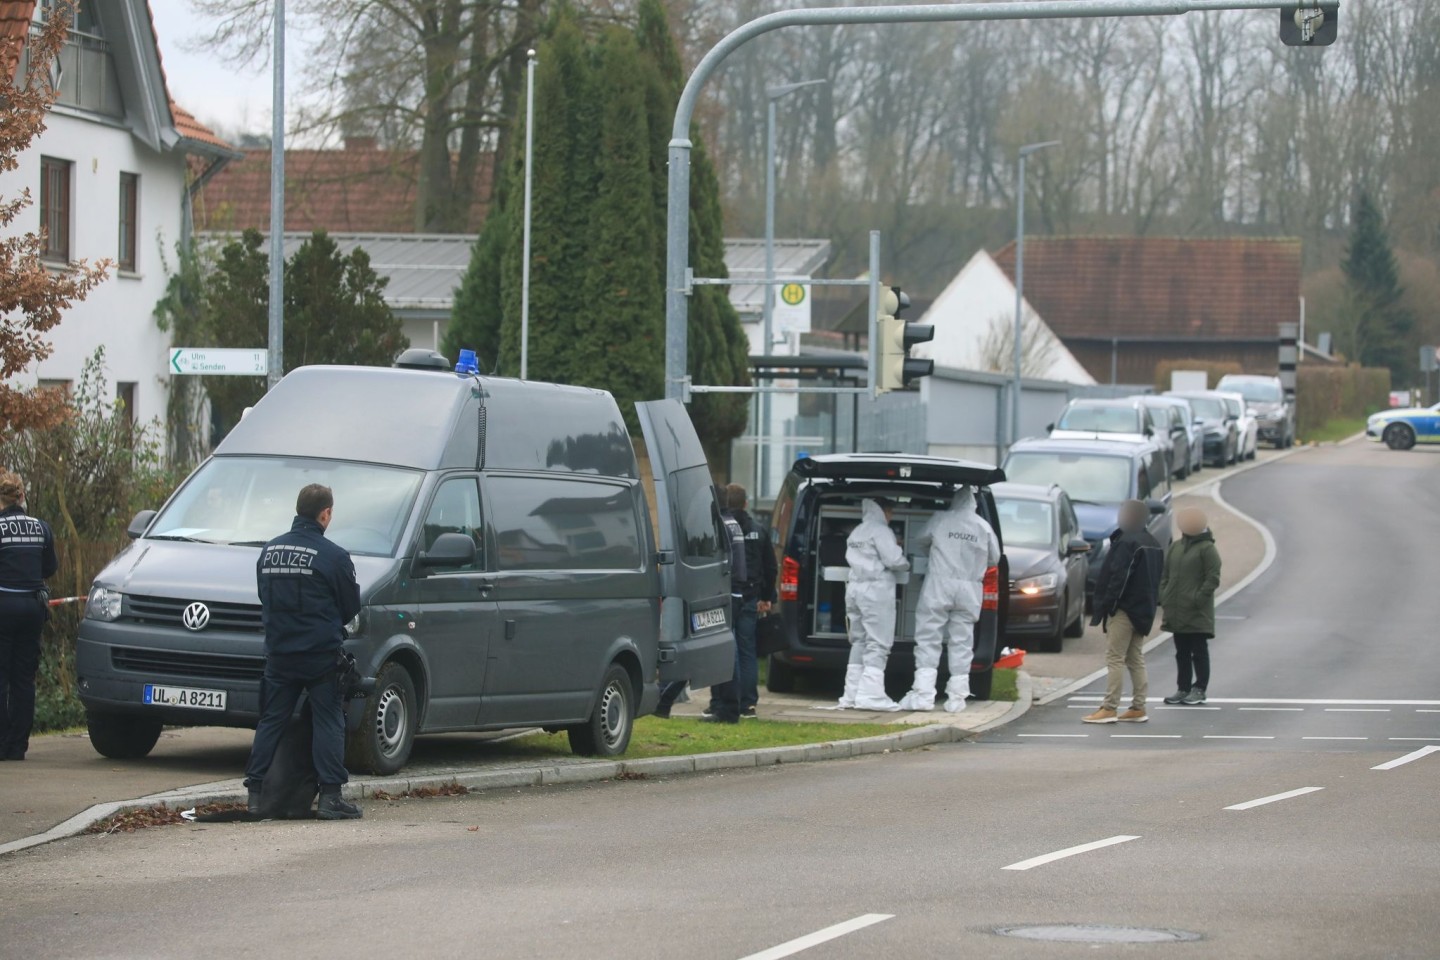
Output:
[
  {"xmin": 1003, "ymin": 835, "xmax": 1140, "ymax": 871},
  {"xmin": 1038, "ymin": 458, "xmax": 1289, "ymax": 707},
  {"xmin": 1372, "ymin": 746, "xmax": 1440, "ymax": 771},
  {"xmin": 1224, "ymin": 786, "xmax": 1323, "ymax": 811},
  {"xmin": 738, "ymin": 914, "xmax": 893, "ymax": 960}
]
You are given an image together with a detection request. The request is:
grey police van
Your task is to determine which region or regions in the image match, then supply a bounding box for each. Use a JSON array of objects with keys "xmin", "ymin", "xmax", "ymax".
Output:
[{"xmin": 76, "ymin": 365, "xmax": 733, "ymax": 773}]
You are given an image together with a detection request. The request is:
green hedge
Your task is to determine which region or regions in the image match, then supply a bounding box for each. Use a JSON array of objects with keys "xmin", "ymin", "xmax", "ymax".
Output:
[{"xmin": 1295, "ymin": 365, "xmax": 1390, "ymax": 436}]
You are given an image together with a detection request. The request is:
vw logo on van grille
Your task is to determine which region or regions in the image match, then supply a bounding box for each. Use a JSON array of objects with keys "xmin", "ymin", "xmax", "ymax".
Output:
[{"xmin": 182, "ymin": 602, "xmax": 211, "ymax": 632}]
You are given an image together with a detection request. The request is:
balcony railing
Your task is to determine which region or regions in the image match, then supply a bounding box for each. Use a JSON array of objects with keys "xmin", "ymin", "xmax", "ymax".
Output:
[{"xmin": 18, "ymin": 28, "xmax": 124, "ymax": 119}]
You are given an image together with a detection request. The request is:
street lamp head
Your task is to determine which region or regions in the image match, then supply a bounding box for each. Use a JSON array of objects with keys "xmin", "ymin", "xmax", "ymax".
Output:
[
  {"xmin": 527, "ymin": 48, "xmax": 537, "ymax": 59},
  {"xmin": 766, "ymin": 78, "xmax": 828, "ymax": 101},
  {"xmin": 1019, "ymin": 139, "xmax": 1062, "ymax": 158}
]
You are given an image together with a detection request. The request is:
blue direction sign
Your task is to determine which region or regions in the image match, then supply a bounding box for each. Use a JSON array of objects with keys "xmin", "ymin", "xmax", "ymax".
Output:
[{"xmin": 169, "ymin": 348, "xmax": 268, "ymax": 376}]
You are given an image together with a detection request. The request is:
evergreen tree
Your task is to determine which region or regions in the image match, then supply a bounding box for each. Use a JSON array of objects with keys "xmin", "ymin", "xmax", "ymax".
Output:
[
  {"xmin": 635, "ymin": 0, "xmax": 751, "ymax": 457},
  {"xmin": 498, "ymin": 10, "xmax": 597, "ymax": 381},
  {"xmin": 578, "ymin": 28, "xmax": 662, "ymax": 421},
  {"xmin": 1343, "ymin": 191, "xmax": 1414, "ymax": 381}
]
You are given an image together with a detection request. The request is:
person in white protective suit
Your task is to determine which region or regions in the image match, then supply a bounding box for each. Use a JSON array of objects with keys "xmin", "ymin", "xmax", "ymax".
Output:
[
  {"xmin": 898, "ymin": 486, "xmax": 1000, "ymax": 713},
  {"xmin": 838, "ymin": 498, "xmax": 909, "ymax": 711}
]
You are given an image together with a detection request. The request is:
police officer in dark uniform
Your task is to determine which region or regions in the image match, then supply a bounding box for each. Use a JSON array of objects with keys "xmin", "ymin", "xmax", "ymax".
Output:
[
  {"xmin": 245, "ymin": 483, "xmax": 363, "ymax": 819},
  {"xmin": 0, "ymin": 471, "xmax": 57, "ymax": 761},
  {"xmin": 726, "ymin": 484, "xmax": 778, "ymax": 718}
]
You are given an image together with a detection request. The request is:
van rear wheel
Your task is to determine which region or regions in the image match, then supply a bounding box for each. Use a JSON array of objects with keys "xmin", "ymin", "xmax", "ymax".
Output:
[
  {"xmin": 346, "ymin": 661, "xmax": 417, "ymax": 775},
  {"xmin": 766, "ymin": 655, "xmax": 798, "ymax": 693},
  {"xmin": 86, "ymin": 711, "xmax": 162, "ymax": 760},
  {"xmin": 568, "ymin": 663, "xmax": 633, "ymax": 757}
]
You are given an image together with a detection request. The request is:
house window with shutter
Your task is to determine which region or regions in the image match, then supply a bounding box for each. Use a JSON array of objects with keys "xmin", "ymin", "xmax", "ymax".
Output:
[
  {"xmin": 118, "ymin": 173, "xmax": 139, "ymax": 271},
  {"xmin": 40, "ymin": 156, "xmax": 71, "ymax": 262}
]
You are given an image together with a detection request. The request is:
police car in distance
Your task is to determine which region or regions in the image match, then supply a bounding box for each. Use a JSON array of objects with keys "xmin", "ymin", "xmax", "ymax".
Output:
[{"xmin": 1367, "ymin": 402, "xmax": 1440, "ymax": 450}]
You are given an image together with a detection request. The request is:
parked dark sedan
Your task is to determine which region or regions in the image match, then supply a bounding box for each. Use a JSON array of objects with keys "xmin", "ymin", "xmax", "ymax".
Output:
[{"xmin": 991, "ymin": 482, "xmax": 1090, "ymax": 652}]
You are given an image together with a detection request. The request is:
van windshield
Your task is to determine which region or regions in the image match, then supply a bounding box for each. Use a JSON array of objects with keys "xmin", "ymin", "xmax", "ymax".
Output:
[
  {"xmin": 1056, "ymin": 404, "xmax": 1141, "ymax": 434},
  {"xmin": 1003, "ymin": 453, "xmax": 1131, "ymax": 505},
  {"xmin": 149, "ymin": 457, "xmax": 423, "ymax": 557}
]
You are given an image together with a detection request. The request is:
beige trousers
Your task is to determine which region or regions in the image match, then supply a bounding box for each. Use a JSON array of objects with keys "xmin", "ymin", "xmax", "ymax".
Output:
[{"xmin": 1101, "ymin": 610, "xmax": 1148, "ymax": 711}]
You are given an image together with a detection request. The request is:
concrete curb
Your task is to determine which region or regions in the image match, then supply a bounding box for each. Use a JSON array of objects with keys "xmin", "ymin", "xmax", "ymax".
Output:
[
  {"xmin": 4, "ymin": 715, "xmax": 1018, "ymax": 858},
  {"xmin": 974, "ymin": 670, "xmax": 1033, "ymax": 734}
]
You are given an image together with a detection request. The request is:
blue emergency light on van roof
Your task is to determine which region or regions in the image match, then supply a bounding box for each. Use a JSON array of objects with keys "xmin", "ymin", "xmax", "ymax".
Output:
[{"xmin": 455, "ymin": 348, "xmax": 480, "ymax": 375}]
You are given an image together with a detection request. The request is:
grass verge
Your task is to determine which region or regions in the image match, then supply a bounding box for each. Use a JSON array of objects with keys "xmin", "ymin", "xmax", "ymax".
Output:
[
  {"xmin": 989, "ymin": 668, "xmax": 1019, "ymax": 703},
  {"xmin": 1299, "ymin": 417, "xmax": 1366, "ymax": 444},
  {"xmin": 488, "ymin": 717, "xmax": 902, "ymax": 761}
]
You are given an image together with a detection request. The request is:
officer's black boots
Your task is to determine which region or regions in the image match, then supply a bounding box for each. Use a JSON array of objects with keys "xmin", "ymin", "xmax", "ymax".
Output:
[{"xmin": 317, "ymin": 790, "xmax": 363, "ymax": 820}]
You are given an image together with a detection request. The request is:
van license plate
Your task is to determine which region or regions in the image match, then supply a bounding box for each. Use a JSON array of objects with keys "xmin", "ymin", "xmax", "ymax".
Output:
[
  {"xmin": 691, "ymin": 607, "xmax": 727, "ymax": 631},
  {"xmin": 143, "ymin": 684, "xmax": 226, "ymax": 711}
]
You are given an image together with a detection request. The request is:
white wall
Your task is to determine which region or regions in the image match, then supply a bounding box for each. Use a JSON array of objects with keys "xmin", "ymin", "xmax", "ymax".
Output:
[{"xmin": 1, "ymin": 107, "xmax": 187, "ymax": 426}]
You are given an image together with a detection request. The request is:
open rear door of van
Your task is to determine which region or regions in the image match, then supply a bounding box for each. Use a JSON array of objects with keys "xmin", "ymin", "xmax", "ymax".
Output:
[{"xmin": 635, "ymin": 399, "xmax": 735, "ymax": 689}]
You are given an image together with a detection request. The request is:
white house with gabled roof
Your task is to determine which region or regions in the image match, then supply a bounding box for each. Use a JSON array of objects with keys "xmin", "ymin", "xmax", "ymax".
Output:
[{"xmin": 1, "ymin": 0, "xmax": 237, "ymax": 425}]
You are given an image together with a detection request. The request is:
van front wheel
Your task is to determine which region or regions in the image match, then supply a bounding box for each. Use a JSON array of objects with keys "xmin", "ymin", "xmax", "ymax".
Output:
[
  {"xmin": 87, "ymin": 711, "xmax": 162, "ymax": 760},
  {"xmin": 568, "ymin": 663, "xmax": 633, "ymax": 757},
  {"xmin": 346, "ymin": 661, "xmax": 417, "ymax": 775}
]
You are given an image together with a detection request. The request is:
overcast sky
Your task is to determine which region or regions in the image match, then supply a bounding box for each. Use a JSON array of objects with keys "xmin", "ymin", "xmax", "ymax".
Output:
[{"xmin": 149, "ymin": 0, "xmax": 318, "ymax": 138}]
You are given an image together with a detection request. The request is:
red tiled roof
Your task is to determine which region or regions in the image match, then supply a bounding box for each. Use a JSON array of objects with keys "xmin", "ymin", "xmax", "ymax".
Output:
[
  {"xmin": 168, "ymin": 100, "xmax": 232, "ymax": 153},
  {"xmin": 0, "ymin": 1, "xmax": 35, "ymax": 79},
  {"xmin": 196, "ymin": 145, "xmax": 492, "ymax": 234},
  {"xmin": 992, "ymin": 237, "xmax": 1302, "ymax": 341}
]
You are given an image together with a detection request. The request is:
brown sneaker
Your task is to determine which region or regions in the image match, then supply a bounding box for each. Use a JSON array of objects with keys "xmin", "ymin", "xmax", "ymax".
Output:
[
  {"xmin": 1082, "ymin": 708, "xmax": 1118, "ymax": 724},
  {"xmin": 1118, "ymin": 708, "xmax": 1149, "ymax": 723}
]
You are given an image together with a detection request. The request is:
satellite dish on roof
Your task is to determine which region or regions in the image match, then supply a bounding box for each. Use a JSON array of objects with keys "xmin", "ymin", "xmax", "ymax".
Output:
[{"xmin": 394, "ymin": 348, "xmax": 451, "ymax": 372}]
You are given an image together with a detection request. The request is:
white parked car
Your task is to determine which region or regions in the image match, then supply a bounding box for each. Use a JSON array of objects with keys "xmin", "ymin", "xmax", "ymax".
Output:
[{"xmin": 1217, "ymin": 391, "xmax": 1258, "ymax": 461}]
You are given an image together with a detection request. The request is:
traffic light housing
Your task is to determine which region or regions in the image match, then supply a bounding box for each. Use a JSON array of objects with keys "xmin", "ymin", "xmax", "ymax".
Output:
[{"xmin": 876, "ymin": 286, "xmax": 934, "ymax": 393}]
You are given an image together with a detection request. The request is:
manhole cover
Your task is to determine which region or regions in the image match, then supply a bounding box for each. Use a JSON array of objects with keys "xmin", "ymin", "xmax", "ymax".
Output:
[{"xmin": 995, "ymin": 924, "xmax": 1201, "ymax": 944}]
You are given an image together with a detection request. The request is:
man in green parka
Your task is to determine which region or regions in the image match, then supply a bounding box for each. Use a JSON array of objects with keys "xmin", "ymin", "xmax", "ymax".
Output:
[{"xmin": 1160, "ymin": 506, "xmax": 1222, "ymax": 705}]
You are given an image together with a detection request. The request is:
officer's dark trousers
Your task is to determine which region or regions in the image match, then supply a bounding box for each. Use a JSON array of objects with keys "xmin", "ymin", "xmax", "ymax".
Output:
[
  {"xmin": 245, "ymin": 653, "xmax": 348, "ymax": 790},
  {"xmin": 0, "ymin": 592, "xmax": 46, "ymax": 759}
]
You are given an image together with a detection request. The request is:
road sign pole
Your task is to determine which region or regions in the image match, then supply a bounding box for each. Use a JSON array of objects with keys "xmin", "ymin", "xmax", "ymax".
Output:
[
  {"xmin": 266, "ymin": 0, "xmax": 285, "ymax": 391},
  {"xmin": 664, "ymin": 0, "xmax": 1289, "ymax": 401}
]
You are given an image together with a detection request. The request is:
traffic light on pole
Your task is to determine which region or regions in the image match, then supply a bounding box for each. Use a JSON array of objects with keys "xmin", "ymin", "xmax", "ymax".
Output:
[{"xmin": 876, "ymin": 286, "xmax": 934, "ymax": 393}]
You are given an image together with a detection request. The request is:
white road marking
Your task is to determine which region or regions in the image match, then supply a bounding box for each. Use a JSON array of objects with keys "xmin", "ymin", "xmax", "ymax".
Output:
[
  {"xmin": 1302, "ymin": 737, "xmax": 1368, "ymax": 741},
  {"xmin": 1018, "ymin": 733, "xmax": 1089, "ymax": 738},
  {"xmin": 1325, "ymin": 708, "xmax": 1390, "ymax": 713},
  {"xmin": 1154, "ymin": 706, "xmax": 1221, "ymax": 711},
  {"xmin": 1416, "ymin": 709, "xmax": 1440, "ymax": 713},
  {"xmin": 1003, "ymin": 835, "xmax": 1140, "ymax": 871},
  {"xmin": 1389, "ymin": 737, "xmax": 1440, "ymax": 742},
  {"xmin": 1111, "ymin": 734, "xmax": 1182, "ymax": 739},
  {"xmin": 1372, "ymin": 746, "xmax": 1440, "ymax": 771},
  {"xmin": 1070, "ymin": 697, "xmax": 1440, "ymax": 706},
  {"xmin": 1204, "ymin": 735, "xmax": 1275, "ymax": 740},
  {"xmin": 1239, "ymin": 707, "xmax": 1304, "ymax": 712},
  {"xmin": 737, "ymin": 914, "xmax": 894, "ymax": 960},
  {"xmin": 1225, "ymin": 786, "xmax": 1324, "ymax": 811}
]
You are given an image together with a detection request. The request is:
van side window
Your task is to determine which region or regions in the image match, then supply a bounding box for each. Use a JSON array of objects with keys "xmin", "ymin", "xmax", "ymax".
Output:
[
  {"xmin": 488, "ymin": 476, "xmax": 642, "ymax": 571},
  {"xmin": 421, "ymin": 478, "xmax": 484, "ymax": 572}
]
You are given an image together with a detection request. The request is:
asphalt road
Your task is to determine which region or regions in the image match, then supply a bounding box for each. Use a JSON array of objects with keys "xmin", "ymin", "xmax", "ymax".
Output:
[{"xmin": 2, "ymin": 440, "xmax": 1437, "ymax": 959}]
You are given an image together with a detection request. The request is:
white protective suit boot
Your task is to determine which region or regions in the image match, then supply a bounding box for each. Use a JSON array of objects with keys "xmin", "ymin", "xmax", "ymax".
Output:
[
  {"xmin": 943, "ymin": 672, "xmax": 971, "ymax": 713},
  {"xmin": 897, "ymin": 667, "xmax": 938, "ymax": 711},
  {"xmin": 835, "ymin": 645, "xmax": 864, "ymax": 709},
  {"xmin": 854, "ymin": 665, "xmax": 901, "ymax": 711}
]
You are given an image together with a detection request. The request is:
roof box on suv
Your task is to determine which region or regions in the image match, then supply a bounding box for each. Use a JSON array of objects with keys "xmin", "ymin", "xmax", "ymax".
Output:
[{"xmin": 792, "ymin": 453, "xmax": 1004, "ymax": 487}]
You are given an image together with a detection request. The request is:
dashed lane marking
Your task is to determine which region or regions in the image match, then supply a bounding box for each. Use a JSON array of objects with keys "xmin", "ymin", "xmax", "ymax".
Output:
[
  {"xmin": 738, "ymin": 914, "xmax": 894, "ymax": 960},
  {"xmin": 1239, "ymin": 707, "xmax": 1303, "ymax": 712},
  {"xmin": 1003, "ymin": 835, "xmax": 1140, "ymax": 871},
  {"xmin": 1068, "ymin": 697, "xmax": 1440, "ymax": 706},
  {"xmin": 1018, "ymin": 733, "xmax": 1090, "ymax": 738},
  {"xmin": 1224, "ymin": 786, "xmax": 1324, "ymax": 811},
  {"xmin": 1111, "ymin": 734, "xmax": 1182, "ymax": 739},
  {"xmin": 1389, "ymin": 737, "xmax": 1440, "ymax": 742},
  {"xmin": 1372, "ymin": 746, "xmax": 1440, "ymax": 770},
  {"xmin": 1204, "ymin": 735, "xmax": 1275, "ymax": 740},
  {"xmin": 1325, "ymin": 708, "xmax": 1390, "ymax": 713},
  {"xmin": 1302, "ymin": 737, "xmax": 1368, "ymax": 741}
]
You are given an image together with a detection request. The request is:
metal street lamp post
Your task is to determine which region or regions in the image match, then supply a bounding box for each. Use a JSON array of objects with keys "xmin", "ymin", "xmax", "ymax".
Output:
[
  {"xmin": 1011, "ymin": 139, "xmax": 1060, "ymax": 448},
  {"xmin": 520, "ymin": 49, "xmax": 537, "ymax": 380},
  {"xmin": 266, "ymin": 0, "xmax": 285, "ymax": 390}
]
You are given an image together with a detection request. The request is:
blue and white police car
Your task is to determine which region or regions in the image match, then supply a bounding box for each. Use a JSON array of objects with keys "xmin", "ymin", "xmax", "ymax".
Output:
[{"xmin": 1367, "ymin": 402, "xmax": 1440, "ymax": 450}]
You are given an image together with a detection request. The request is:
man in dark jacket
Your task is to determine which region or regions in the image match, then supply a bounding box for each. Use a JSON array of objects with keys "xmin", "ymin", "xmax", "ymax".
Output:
[
  {"xmin": 727, "ymin": 484, "xmax": 777, "ymax": 718},
  {"xmin": 245, "ymin": 484, "xmax": 363, "ymax": 819},
  {"xmin": 1160, "ymin": 507, "xmax": 1222, "ymax": 706},
  {"xmin": 1083, "ymin": 499, "xmax": 1165, "ymax": 724}
]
